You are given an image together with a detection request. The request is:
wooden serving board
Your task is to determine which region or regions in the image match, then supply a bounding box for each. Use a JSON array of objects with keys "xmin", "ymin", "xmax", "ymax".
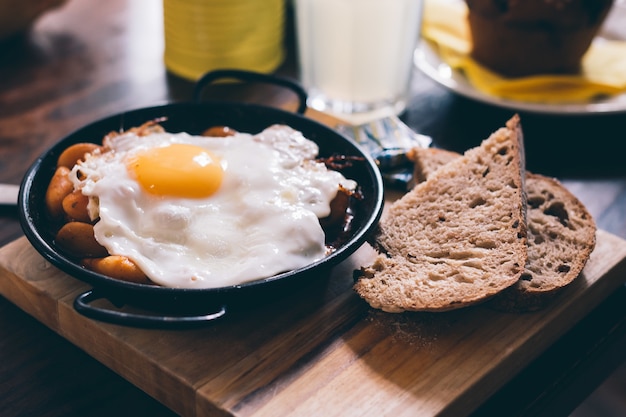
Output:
[
  {"xmin": 1, "ymin": 229, "xmax": 626, "ymax": 417},
  {"xmin": 3, "ymin": 110, "xmax": 626, "ymax": 416}
]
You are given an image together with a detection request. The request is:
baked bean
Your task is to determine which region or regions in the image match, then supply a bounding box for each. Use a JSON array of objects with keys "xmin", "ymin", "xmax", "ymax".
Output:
[
  {"xmin": 45, "ymin": 166, "xmax": 74, "ymax": 219},
  {"xmin": 55, "ymin": 221, "xmax": 108, "ymax": 258},
  {"xmin": 202, "ymin": 126, "xmax": 237, "ymax": 137},
  {"xmin": 82, "ymin": 256, "xmax": 151, "ymax": 284},
  {"xmin": 319, "ymin": 186, "xmax": 351, "ymax": 230},
  {"xmin": 128, "ymin": 119, "xmax": 165, "ymax": 136},
  {"xmin": 56, "ymin": 143, "xmax": 100, "ymax": 169},
  {"xmin": 62, "ymin": 189, "xmax": 92, "ymax": 223}
]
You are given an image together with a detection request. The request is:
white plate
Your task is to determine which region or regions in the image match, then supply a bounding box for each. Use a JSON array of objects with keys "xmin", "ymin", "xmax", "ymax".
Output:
[{"xmin": 413, "ymin": 3, "xmax": 626, "ymax": 115}]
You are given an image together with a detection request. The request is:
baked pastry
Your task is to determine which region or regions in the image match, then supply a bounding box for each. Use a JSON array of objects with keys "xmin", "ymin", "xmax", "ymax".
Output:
[
  {"xmin": 465, "ymin": 0, "xmax": 614, "ymax": 77},
  {"xmin": 354, "ymin": 116, "xmax": 527, "ymax": 312},
  {"xmin": 408, "ymin": 148, "xmax": 597, "ymax": 312}
]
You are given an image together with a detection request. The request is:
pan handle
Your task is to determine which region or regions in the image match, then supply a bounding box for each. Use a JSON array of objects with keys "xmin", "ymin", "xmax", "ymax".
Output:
[
  {"xmin": 73, "ymin": 289, "xmax": 227, "ymax": 328},
  {"xmin": 192, "ymin": 69, "xmax": 308, "ymax": 115}
]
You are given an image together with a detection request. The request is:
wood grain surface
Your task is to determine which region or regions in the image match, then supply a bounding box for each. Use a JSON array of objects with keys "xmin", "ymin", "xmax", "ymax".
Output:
[{"xmin": 1, "ymin": 226, "xmax": 625, "ymax": 417}]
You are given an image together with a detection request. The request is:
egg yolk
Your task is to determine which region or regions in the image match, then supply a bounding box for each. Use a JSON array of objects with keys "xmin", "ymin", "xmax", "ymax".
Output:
[{"xmin": 128, "ymin": 144, "xmax": 223, "ymax": 198}]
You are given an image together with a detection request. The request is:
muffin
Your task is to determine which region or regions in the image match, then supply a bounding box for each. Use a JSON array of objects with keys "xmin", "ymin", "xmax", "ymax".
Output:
[{"xmin": 465, "ymin": 0, "xmax": 614, "ymax": 77}]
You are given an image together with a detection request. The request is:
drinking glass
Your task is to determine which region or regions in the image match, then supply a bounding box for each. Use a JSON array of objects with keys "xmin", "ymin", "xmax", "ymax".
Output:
[{"xmin": 294, "ymin": 0, "xmax": 424, "ymax": 124}]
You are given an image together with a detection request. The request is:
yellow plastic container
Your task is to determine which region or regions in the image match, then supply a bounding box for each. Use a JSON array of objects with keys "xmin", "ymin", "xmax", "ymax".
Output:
[{"xmin": 163, "ymin": 0, "xmax": 285, "ymax": 81}]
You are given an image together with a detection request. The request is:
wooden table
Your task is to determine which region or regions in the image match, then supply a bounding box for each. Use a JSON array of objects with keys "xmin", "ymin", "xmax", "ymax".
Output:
[{"xmin": 1, "ymin": 1, "xmax": 625, "ymax": 416}]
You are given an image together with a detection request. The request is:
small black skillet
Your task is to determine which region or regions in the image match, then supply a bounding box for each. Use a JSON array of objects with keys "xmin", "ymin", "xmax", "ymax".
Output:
[{"xmin": 18, "ymin": 69, "xmax": 384, "ymax": 328}]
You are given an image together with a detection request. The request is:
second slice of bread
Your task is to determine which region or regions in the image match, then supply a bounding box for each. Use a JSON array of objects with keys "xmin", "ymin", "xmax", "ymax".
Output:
[
  {"xmin": 354, "ymin": 116, "xmax": 528, "ymax": 312},
  {"xmin": 407, "ymin": 146, "xmax": 597, "ymax": 312}
]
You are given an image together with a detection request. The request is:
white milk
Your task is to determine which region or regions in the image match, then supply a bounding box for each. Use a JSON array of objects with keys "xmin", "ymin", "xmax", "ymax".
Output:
[{"xmin": 295, "ymin": 0, "xmax": 423, "ymax": 123}]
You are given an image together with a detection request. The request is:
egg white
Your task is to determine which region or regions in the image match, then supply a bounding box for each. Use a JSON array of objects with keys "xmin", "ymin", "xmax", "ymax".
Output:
[{"xmin": 69, "ymin": 125, "xmax": 356, "ymax": 288}]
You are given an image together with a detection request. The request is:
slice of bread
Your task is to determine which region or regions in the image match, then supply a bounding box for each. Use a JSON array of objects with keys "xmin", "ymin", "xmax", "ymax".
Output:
[
  {"xmin": 407, "ymin": 147, "xmax": 461, "ymax": 183},
  {"xmin": 407, "ymin": 147, "xmax": 597, "ymax": 312},
  {"xmin": 354, "ymin": 116, "xmax": 528, "ymax": 312},
  {"xmin": 491, "ymin": 173, "xmax": 596, "ymax": 311}
]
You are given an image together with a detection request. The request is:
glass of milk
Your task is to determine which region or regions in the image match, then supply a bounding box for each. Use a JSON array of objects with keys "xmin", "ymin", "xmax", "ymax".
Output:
[{"xmin": 294, "ymin": 0, "xmax": 423, "ymax": 124}]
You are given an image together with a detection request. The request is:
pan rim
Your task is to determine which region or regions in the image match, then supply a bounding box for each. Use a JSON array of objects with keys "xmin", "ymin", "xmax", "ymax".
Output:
[{"xmin": 18, "ymin": 101, "xmax": 384, "ymax": 300}]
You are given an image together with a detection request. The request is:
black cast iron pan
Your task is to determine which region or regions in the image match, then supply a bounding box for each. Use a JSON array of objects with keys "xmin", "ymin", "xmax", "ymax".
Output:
[{"xmin": 18, "ymin": 70, "xmax": 384, "ymax": 328}]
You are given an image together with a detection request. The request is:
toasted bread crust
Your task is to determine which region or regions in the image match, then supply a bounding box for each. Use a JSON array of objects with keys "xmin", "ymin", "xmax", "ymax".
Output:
[
  {"xmin": 403, "ymin": 142, "xmax": 597, "ymax": 312},
  {"xmin": 354, "ymin": 116, "xmax": 527, "ymax": 312}
]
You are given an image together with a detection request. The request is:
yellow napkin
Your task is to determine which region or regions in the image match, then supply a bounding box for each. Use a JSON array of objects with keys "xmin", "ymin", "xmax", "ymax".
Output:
[{"xmin": 422, "ymin": 0, "xmax": 626, "ymax": 103}]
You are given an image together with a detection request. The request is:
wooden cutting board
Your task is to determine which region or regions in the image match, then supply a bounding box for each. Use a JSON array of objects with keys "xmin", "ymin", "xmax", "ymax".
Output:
[
  {"xmin": 2, "ymin": 109, "xmax": 626, "ymax": 416},
  {"xmin": 1, "ymin": 228, "xmax": 626, "ymax": 417}
]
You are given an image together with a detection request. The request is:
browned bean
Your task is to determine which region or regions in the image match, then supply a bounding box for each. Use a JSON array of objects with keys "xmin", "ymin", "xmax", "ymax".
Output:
[
  {"xmin": 202, "ymin": 126, "xmax": 237, "ymax": 137},
  {"xmin": 56, "ymin": 143, "xmax": 100, "ymax": 169},
  {"xmin": 62, "ymin": 190, "xmax": 92, "ymax": 223},
  {"xmin": 128, "ymin": 119, "xmax": 165, "ymax": 137},
  {"xmin": 55, "ymin": 221, "xmax": 108, "ymax": 258},
  {"xmin": 45, "ymin": 166, "xmax": 74, "ymax": 219},
  {"xmin": 82, "ymin": 256, "xmax": 151, "ymax": 284},
  {"xmin": 319, "ymin": 186, "xmax": 351, "ymax": 230}
]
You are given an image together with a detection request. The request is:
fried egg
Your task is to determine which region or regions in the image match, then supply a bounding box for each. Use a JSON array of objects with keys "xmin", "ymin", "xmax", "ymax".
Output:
[{"xmin": 69, "ymin": 125, "xmax": 357, "ymax": 288}]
